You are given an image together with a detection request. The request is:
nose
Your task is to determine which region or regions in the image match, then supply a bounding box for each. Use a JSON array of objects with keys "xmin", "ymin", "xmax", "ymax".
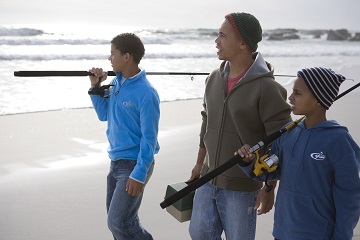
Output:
[
  {"xmin": 215, "ymin": 35, "xmax": 220, "ymax": 44},
  {"xmin": 288, "ymin": 93, "xmax": 294, "ymax": 101}
]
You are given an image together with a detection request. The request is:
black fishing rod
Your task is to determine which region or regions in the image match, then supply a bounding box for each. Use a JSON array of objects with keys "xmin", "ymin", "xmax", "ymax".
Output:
[
  {"xmin": 159, "ymin": 118, "xmax": 303, "ymax": 209},
  {"xmin": 335, "ymin": 82, "xmax": 360, "ymax": 100},
  {"xmin": 13, "ymin": 71, "xmax": 295, "ymax": 78},
  {"xmin": 13, "ymin": 71, "xmax": 210, "ymax": 77},
  {"xmin": 160, "ymin": 81, "xmax": 360, "ymax": 209}
]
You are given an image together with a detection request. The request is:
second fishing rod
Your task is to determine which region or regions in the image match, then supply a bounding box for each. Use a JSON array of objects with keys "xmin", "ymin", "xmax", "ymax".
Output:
[{"xmin": 160, "ymin": 80, "xmax": 360, "ymax": 209}]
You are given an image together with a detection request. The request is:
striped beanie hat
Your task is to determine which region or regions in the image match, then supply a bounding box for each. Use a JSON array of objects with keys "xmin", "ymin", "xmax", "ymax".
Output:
[
  {"xmin": 225, "ymin": 12, "xmax": 262, "ymax": 52},
  {"xmin": 297, "ymin": 67, "xmax": 346, "ymax": 109}
]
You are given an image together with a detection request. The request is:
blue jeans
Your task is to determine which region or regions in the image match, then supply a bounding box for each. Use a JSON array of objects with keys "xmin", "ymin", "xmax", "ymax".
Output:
[
  {"xmin": 189, "ymin": 182, "xmax": 258, "ymax": 240},
  {"xmin": 106, "ymin": 160, "xmax": 154, "ymax": 240}
]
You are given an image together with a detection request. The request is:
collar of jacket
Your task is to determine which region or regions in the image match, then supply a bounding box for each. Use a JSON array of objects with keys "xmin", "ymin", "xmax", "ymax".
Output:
[
  {"xmin": 114, "ymin": 69, "xmax": 145, "ymax": 84},
  {"xmin": 220, "ymin": 52, "xmax": 273, "ymax": 83}
]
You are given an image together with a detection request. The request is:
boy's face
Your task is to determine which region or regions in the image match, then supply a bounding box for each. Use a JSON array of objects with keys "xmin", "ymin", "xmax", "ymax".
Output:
[
  {"xmin": 289, "ymin": 77, "xmax": 320, "ymax": 115},
  {"xmin": 108, "ymin": 43, "xmax": 127, "ymax": 73}
]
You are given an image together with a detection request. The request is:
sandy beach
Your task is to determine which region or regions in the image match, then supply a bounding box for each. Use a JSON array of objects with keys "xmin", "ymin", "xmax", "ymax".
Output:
[{"xmin": 1, "ymin": 87, "xmax": 359, "ymax": 239}]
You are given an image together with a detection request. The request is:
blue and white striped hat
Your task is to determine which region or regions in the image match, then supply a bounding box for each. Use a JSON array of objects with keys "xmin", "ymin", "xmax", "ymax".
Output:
[{"xmin": 297, "ymin": 67, "xmax": 346, "ymax": 109}]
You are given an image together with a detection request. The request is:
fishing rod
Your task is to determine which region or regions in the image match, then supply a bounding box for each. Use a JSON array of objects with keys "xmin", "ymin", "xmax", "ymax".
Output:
[
  {"xmin": 13, "ymin": 71, "xmax": 295, "ymax": 78},
  {"xmin": 13, "ymin": 71, "xmax": 210, "ymax": 77},
  {"xmin": 160, "ymin": 81, "xmax": 360, "ymax": 209},
  {"xmin": 159, "ymin": 118, "xmax": 303, "ymax": 209}
]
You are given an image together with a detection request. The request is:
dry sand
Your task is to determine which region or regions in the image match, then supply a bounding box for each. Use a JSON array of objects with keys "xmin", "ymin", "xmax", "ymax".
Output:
[{"xmin": 0, "ymin": 91, "xmax": 359, "ymax": 239}]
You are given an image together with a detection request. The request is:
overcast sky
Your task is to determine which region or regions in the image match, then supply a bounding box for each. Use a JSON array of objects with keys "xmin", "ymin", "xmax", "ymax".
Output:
[{"xmin": 1, "ymin": 0, "xmax": 359, "ymax": 31}]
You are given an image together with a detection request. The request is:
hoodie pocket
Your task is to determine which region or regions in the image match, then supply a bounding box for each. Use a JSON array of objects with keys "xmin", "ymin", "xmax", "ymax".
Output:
[
  {"xmin": 274, "ymin": 189, "xmax": 328, "ymax": 239},
  {"xmin": 107, "ymin": 128, "xmax": 139, "ymax": 151}
]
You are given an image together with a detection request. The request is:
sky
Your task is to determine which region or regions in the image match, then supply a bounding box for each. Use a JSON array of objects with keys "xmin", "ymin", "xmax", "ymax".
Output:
[{"xmin": 1, "ymin": 0, "xmax": 360, "ymax": 31}]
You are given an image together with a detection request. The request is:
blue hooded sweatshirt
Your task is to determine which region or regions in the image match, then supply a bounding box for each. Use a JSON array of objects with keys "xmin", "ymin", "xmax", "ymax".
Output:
[
  {"xmin": 90, "ymin": 69, "xmax": 160, "ymax": 183},
  {"xmin": 239, "ymin": 119, "xmax": 360, "ymax": 239}
]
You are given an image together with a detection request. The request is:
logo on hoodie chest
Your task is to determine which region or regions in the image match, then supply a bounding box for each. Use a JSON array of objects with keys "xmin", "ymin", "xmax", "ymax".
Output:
[
  {"xmin": 310, "ymin": 152, "xmax": 326, "ymax": 161},
  {"xmin": 122, "ymin": 101, "xmax": 134, "ymax": 107}
]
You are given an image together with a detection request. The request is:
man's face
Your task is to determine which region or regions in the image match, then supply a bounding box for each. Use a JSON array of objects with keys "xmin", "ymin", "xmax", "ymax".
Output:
[{"xmin": 215, "ymin": 19, "xmax": 242, "ymax": 61}]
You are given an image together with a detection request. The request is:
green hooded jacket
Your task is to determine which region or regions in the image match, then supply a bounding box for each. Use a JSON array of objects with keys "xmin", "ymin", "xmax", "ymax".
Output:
[{"xmin": 200, "ymin": 52, "xmax": 292, "ymax": 191}]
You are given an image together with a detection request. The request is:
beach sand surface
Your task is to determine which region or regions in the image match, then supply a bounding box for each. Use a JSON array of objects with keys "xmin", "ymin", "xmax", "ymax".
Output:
[{"xmin": 1, "ymin": 93, "xmax": 359, "ymax": 239}]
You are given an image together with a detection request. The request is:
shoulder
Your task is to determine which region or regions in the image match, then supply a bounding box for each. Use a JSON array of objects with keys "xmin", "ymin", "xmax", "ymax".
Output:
[
  {"xmin": 138, "ymin": 78, "xmax": 160, "ymax": 100},
  {"xmin": 314, "ymin": 122, "xmax": 359, "ymax": 153},
  {"xmin": 206, "ymin": 66, "xmax": 222, "ymax": 82}
]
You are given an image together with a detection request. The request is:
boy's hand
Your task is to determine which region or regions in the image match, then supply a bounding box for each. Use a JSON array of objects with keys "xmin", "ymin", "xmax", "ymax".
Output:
[
  {"xmin": 236, "ymin": 144, "xmax": 255, "ymax": 163},
  {"xmin": 89, "ymin": 67, "xmax": 107, "ymax": 87}
]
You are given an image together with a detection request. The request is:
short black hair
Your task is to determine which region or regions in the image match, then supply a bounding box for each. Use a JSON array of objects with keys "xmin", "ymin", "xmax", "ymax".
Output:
[{"xmin": 111, "ymin": 33, "xmax": 145, "ymax": 64}]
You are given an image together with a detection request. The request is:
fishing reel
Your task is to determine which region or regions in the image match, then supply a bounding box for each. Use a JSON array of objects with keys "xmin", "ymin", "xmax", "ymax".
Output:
[
  {"xmin": 88, "ymin": 77, "xmax": 114, "ymax": 98},
  {"xmin": 252, "ymin": 151, "xmax": 279, "ymax": 192}
]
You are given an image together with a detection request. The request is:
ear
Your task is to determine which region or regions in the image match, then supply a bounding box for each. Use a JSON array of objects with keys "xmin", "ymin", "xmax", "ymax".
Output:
[
  {"xmin": 124, "ymin": 53, "xmax": 130, "ymax": 61},
  {"xmin": 239, "ymin": 39, "xmax": 247, "ymax": 50}
]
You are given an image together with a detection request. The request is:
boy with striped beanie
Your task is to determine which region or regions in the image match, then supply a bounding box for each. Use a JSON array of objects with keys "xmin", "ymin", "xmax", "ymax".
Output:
[
  {"xmin": 297, "ymin": 67, "xmax": 346, "ymax": 109},
  {"xmin": 238, "ymin": 67, "xmax": 360, "ymax": 239}
]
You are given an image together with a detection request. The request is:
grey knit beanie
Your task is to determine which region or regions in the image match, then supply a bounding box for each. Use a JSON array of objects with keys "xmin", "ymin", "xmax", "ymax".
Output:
[
  {"xmin": 225, "ymin": 12, "xmax": 262, "ymax": 52},
  {"xmin": 297, "ymin": 67, "xmax": 346, "ymax": 109}
]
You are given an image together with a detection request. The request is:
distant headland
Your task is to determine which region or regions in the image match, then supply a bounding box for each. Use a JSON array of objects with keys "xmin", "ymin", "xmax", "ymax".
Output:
[{"xmin": 263, "ymin": 28, "xmax": 360, "ymax": 41}]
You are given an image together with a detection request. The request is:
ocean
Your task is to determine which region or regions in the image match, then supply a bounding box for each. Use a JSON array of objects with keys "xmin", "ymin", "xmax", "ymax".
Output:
[{"xmin": 1, "ymin": 24, "xmax": 360, "ymax": 115}]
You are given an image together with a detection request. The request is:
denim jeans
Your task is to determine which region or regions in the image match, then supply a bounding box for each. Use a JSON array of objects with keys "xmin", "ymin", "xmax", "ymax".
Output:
[
  {"xmin": 189, "ymin": 182, "xmax": 258, "ymax": 240},
  {"xmin": 106, "ymin": 160, "xmax": 154, "ymax": 240}
]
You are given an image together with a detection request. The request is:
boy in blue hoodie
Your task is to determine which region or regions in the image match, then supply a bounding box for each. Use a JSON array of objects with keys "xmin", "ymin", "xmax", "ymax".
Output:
[
  {"xmin": 88, "ymin": 33, "xmax": 160, "ymax": 240},
  {"xmin": 237, "ymin": 67, "xmax": 360, "ymax": 239}
]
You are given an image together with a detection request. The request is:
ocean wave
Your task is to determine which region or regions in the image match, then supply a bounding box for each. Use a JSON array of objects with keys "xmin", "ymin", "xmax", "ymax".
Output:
[
  {"xmin": 0, "ymin": 38, "xmax": 109, "ymax": 45},
  {"xmin": 0, "ymin": 27, "xmax": 44, "ymax": 36},
  {"xmin": 0, "ymin": 36, "xmax": 172, "ymax": 46},
  {"xmin": 0, "ymin": 53, "xmax": 215, "ymax": 61},
  {"xmin": 1, "ymin": 50, "xmax": 359, "ymax": 61},
  {"xmin": 1, "ymin": 26, "xmax": 359, "ymax": 46}
]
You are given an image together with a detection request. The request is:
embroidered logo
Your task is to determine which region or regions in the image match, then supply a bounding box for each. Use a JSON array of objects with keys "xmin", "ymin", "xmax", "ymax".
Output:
[
  {"xmin": 123, "ymin": 101, "xmax": 134, "ymax": 107},
  {"xmin": 310, "ymin": 152, "xmax": 325, "ymax": 161}
]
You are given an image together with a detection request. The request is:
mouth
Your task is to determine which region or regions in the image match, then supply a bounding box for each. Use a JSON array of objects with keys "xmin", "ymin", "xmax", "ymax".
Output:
[
  {"xmin": 289, "ymin": 102, "xmax": 295, "ymax": 110},
  {"xmin": 290, "ymin": 105, "xmax": 296, "ymax": 112}
]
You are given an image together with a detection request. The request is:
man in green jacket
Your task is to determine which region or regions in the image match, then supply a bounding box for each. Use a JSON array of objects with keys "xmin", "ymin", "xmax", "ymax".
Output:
[{"xmin": 188, "ymin": 12, "xmax": 292, "ymax": 240}]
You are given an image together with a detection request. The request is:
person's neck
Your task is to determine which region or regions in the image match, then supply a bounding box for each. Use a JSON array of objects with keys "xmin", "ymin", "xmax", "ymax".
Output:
[
  {"xmin": 228, "ymin": 52, "xmax": 254, "ymax": 78},
  {"xmin": 304, "ymin": 112, "xmax": 327, "ymax": 129},
  {"xmin": 122, "ymin": 65, "xmax": 140, "ymax": 79}
]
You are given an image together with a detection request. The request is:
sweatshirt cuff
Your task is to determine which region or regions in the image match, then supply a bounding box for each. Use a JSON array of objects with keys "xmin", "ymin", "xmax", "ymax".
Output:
[
  {"xmin": 130, "ymin": 168, "xmax": 146, "ymax": 184},
  {"xmin": 237, "ymin": 158, "xmax": 252, "ymax": 167},
  {"xmin": 129, "ymin": 176, "xmax": 144, "ymax": 184}
]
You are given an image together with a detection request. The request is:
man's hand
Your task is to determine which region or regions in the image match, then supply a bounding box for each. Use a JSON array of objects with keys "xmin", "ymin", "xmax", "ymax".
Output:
[
  {"xmin": 187, "ymin": 147, "xmax": 206, "ymax": 182},
  {"xmin": 126, "ymin": 178, "xmax": 145, "ymax": 196},
  {"xmin": 188, "ymin": 164, "xmax": 202, "ymax": 182}
]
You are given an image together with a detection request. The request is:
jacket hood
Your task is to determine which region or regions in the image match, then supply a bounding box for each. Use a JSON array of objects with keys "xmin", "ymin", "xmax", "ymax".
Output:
[{"xmin": 298, "ymin": 119, "xmax": 348, "ymax": 132}]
